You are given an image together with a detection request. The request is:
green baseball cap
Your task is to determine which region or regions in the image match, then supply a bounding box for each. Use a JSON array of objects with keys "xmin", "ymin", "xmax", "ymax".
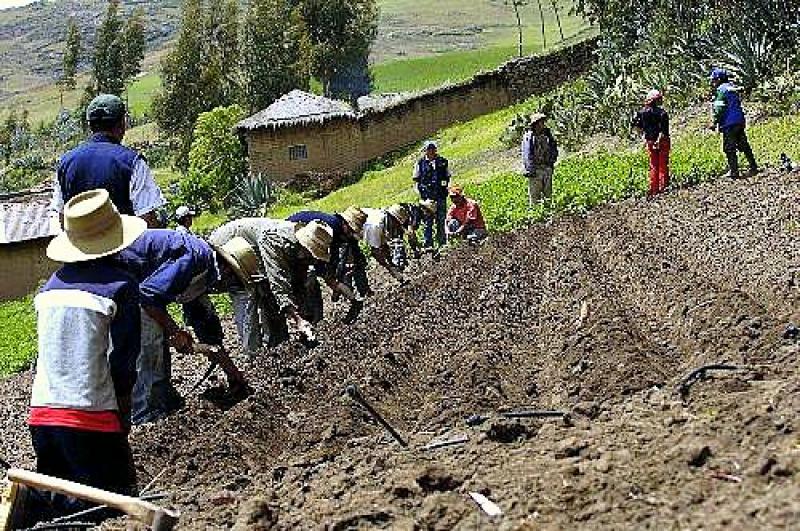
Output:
[{"xmin": 86, "ymin": 94, "xmax": 126, "ymax": 123}]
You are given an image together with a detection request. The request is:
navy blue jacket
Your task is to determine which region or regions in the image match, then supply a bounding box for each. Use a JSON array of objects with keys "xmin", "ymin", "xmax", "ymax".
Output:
[
  {"xmin": 115, "ymin": 229, "xmax": 219, "ymax": 309},
  {"xmin": 38, "ymin": 260, "xmax": 141, "ymax": 401},
  {"xmin": 58, "ymin": 133, "xmax": 139, "ymax": 214},
  {"xmin": 414, "ymin": 156, "xmax": 450, "ymax": 201},
  {"xmin": 287, "ymin": 210, "xmax": 365, "ymax": 280}
]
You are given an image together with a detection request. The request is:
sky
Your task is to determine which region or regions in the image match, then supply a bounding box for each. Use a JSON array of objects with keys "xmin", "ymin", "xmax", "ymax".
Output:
[{"xmin": 0, "ymin": 0, "xmax": 36, "ymax": 10}]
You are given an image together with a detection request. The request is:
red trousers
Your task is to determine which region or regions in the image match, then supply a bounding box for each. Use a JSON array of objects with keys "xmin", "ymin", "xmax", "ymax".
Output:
[{"xmin": 646, "ymin": 138, "xmax": 670, "ymax": 196}]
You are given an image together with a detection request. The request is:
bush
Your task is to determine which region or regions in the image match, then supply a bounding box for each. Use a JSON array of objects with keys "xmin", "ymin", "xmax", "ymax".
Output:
[{"xmin": 182, "ymin": 105, "xmax": 247, "ymax": 211}]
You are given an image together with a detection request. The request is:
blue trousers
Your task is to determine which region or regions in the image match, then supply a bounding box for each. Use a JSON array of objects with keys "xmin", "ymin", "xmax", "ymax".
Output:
[{"xmin": 423, "ymin": 198, "xmax": 447, "ymax": 247}]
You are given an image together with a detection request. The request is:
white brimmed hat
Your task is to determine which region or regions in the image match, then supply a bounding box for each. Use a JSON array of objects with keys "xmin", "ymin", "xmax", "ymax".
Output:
[
  {"xmin": 47, "ymin": 189, "xmax": 146, "ymax": 263},
  {"xmin": 340, "ymin": 206, "xmax": 367, "ymax": 235},
  {"xmin": 295, "ymin": 220, "xmax": 333, "ymax": 262},
  {"xmin": 175, "ymin": 205, "xmax": 196, "ymax": 219},
  {"xmin": 386, "ymin": 204, "xmax": 410, "ymax": 225},
  {"xmin": 214, "ymin": 236, "xmax": 260, "ymax": 287},
  {"xmin": 529, "ymin": 112, "xmax": 547, "ymax": 126}
]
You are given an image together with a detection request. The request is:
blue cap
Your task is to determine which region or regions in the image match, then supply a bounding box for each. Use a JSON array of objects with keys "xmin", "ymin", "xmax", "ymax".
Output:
[{"xmin": 710, "ymin": 68, "xmax": 728, "ymax": 81}]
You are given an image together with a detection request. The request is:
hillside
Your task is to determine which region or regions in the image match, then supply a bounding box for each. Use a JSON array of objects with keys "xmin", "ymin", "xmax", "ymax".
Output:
[
  {"xmin": 2, "ymin": 167, "xmax": 800, "ymax": 528},
  {"xmin": 0, "ymin": 0, "xmax": 588, "ymax": 121}
]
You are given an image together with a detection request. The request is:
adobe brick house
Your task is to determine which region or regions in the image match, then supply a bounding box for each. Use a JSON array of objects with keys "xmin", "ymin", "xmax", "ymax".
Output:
[
  {"xmin": 236, "ymin": 40, "xmax": 599, "ymax": 183},
  {"xmin": 236, "ymin": 90, "xmax": 360, "ymax": 182},
  {"xmin": 0, "ymin": 190, "xmax": 59, "ymax": 301}
]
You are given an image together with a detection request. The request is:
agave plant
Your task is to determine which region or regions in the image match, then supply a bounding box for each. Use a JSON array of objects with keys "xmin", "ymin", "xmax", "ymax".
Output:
[
  {"xmin": 714, "ymin": 29, "xmax": 778, "ymax": 91},
  {"xmin": 229, "ymin": 172, "xmax": 276, "ymax": 218}
]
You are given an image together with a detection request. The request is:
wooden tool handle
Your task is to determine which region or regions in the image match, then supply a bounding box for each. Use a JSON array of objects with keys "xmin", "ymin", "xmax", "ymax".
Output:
[{"xmin": 7, "ymin": 469, "xmax": 178, "ymax": 528}]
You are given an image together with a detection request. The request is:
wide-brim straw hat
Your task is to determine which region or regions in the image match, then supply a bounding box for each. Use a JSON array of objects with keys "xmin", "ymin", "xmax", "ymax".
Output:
[
  {"xmin": 529, "ymin": 112, "xmax": 547, "ymax": 126},
  {"xmin": 419, "ymin": 199, "xmax": 437, "ymax": 215},
  {"xmin": 295, "ymin": 220, "xmax": 333, "ymax": 262},
  {"xmin": 214, "ymin": 236, "xmax": 260, "ymax": 287},
  {"xmin": 340, "ymin": 206, "xmax": 367, "ymax": 235},
  {"xmin": 448, "ymin": 185, "xmax": 464, "ymax": 197},
  {"xmin": 386, "ymin": 204, "xmax": 410, "ymax": 225},
  {"xmin": 47, "ymin": 189, "xmax": 146, "ymax": 263}
]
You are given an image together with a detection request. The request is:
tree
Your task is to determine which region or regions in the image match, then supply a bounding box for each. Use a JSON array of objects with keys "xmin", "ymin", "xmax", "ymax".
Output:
[
  {"xmin": 60, "ymin": 19, "xmax": 81, "ymax": 104},
  {"xmin": 153, "ymin": 0, "xmax": 207, "ymax": 160},
  {"xmin": 121, "ymin": 7, "xmax": 146, "ymax": 85},
  {"xmin": 183, "ymin": 105, "xmax": 247, "ymax": 211},
  {"xmin": 205, "ymin": 0, "xmax": 241, "ymax": 107},
  {"xmin": 93, "ymin": 0, "xmax": 125, "ymax": 95},
  {"xmin": 504, "ymin": 0, "xmax": 527, "ymax": 57},
  {"xmin": 298, "ymin": 0, "xmax": 378, "ymax": 98},
  {"xmin": 242, "ymin": 0, "xmax": 309, "ymax": 111}
]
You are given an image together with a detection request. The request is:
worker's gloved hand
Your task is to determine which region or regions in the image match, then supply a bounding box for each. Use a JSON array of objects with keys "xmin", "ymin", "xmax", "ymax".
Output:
[
  {"xmin": 288, "ymin": 315, "xmax": 319, "ymax": 348},
  {"xmin": 169, "ymin": 329, "xmax": 194, "ymax": 354}
]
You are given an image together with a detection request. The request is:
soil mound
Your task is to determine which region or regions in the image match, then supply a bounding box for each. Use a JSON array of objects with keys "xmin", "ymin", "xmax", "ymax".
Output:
[{"xmin": 2, "ymin": 170, "xmax": 799, "ymax": 529}]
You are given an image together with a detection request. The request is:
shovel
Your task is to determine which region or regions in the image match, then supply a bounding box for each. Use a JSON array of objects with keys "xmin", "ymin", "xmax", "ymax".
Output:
[{"xmin": 5, "ymin": 469, "xmax": 179, "ymax": 530}]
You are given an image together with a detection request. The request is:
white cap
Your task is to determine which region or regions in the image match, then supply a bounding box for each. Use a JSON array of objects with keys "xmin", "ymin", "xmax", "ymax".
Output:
[{"xmin": 175, "ymin": 206, "xmax": 195, "ymax": 219}]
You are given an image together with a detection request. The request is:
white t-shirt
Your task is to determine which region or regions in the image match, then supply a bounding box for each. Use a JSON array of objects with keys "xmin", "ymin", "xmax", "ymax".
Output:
[
  {"xmin": 51, "ymin": 158, "xmax": 165, "ymax": 217},
  {"xmin": 362, "ymin": 208, "xmax": 387, "ymax": 248}
]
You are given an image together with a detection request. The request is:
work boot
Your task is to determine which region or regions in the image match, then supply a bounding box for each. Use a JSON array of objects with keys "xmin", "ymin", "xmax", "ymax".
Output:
[{"xmin": 725, "ymin": 151, "xmax": 740, "ymax": 178}]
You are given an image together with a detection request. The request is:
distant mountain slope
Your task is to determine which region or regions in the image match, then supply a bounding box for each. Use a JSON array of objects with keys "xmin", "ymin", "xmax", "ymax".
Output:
[
  {"xmin": 0, "ymin": 0, "xmax": 583, "ymax": 104},
  {"xmin": 0, "ymin": 1, "xmax": 181, "ymax": 100}
]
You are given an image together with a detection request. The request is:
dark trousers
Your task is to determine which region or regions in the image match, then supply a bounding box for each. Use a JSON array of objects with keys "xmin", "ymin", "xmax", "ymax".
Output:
[
  {"xmin": 423, "ymin": 198, "xmax": 447, "ymax": 248},
  {"xmin": 23, "ymin": 425, "xmax": 136, "ymax": 526},
  {"xmin": 182, "ymin": 294, "xmax": 224, "ymax": 345},
  {"xmin": 722, "ymin": 124, "xmax": 757, "ymax": 176}
]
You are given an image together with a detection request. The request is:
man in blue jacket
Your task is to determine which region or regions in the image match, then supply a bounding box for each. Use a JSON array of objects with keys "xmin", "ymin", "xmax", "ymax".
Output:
[
  {"xmin": 413, "ymin": 141, "xmax": 450, "ymax": 249},
  {"xmin": 24, "ymin": 189, "xmax": 144, "ymax": 525},
  {"xmin": 115, "ymin": 229, "xmax": 248, "ymax": 424},
  {"xmin": 51, "ymin": 94, "xmax": 165, "ymax": 226},
  {"xmin": 710, "ymin": 68, "xmax": 758, "ymax": 178}
]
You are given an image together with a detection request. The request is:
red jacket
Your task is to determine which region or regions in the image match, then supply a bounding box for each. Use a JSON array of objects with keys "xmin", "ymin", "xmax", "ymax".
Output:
[{"xmin": 447, "ymin": 198, "xmax": 486, "ymax": 230}]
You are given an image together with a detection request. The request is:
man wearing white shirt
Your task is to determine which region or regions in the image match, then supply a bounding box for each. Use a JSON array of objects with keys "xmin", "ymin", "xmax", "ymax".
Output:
[{"xmin": 51, "ymin": 94, "xmax": 165, "ymax": 228}]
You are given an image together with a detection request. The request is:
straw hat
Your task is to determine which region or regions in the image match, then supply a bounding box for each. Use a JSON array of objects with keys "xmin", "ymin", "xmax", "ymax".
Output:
[
  {"xmin": 386, "ymin": 204, "xmax": 410, "ymax": 225},
  {"xmin": 419, "ymin": 199, "xmax": 437, "ymax": 215},
  {"xmin": 448, "ymin": 185, "xmax": 464, "ymax": 197},
  {"xmin": 340, "ymin": 206, "xmax": 367, "ymax": 235},
  {"xmin": 295, "ymin": 220, "xmax": 333, "ymax": 262},
  {"xmin": 214, "ymin": 237, "xmax": 260, "ymax": 287},
  {"xmin": 47, "ymin": 189, "xmax": 146, "ymax": 263},
  {"xmin": 529, "ymin": 112, "xmax": 547, "ymax": 126}
]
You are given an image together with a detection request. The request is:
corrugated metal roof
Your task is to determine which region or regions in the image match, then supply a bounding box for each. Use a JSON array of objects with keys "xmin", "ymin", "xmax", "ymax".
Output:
[
  {"xmin": 0, "ymin": 194, "xmax": 59, "ymax": 244},
  {"xmin": 236, "ymin": 90, "xmax": 356, "ymax": 131}
]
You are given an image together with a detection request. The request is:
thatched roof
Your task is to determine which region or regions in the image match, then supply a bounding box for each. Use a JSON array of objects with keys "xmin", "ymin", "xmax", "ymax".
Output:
[{"xmin": 237, "ymin": 90, "xmax": 356, "ymax": 131}]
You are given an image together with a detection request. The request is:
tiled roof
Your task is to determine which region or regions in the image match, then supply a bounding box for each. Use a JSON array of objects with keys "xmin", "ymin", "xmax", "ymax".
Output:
[
  {"xmin": 236, "ymin": 90, "xmax": 356, "ymax": 131},
  {"xmin": 0, "ymin": 192, "xmax": 59, "ymax": 244}
]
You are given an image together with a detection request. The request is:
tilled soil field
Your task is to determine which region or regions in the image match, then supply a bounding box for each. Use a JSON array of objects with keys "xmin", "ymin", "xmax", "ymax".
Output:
[{"xmin": 2, "ymin": 169, "xmax": 800, "ymax": 529}]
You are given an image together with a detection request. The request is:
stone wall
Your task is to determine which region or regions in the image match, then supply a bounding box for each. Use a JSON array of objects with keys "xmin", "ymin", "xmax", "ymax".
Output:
[
  {"xmin": 245, "ymin": 38, "xmax": 598, "ymax": 182},
  {"xmin": 0, "ymin": 239, "xmax": 56, "ymax": 302}
]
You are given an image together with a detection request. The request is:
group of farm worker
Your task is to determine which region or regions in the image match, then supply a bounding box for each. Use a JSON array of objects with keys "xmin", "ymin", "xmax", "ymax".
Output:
[
  {"xmin": 523, "ymin": 67, "xmax": 760, "ymax": 202},
  {"xmin": 18, "ymin": 93, "xmax": 488, "ymax": 524}
]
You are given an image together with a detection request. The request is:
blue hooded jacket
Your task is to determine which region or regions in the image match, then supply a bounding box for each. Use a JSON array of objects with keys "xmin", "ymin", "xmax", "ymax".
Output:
[{"xmin": 713, "ymin": 83, "xmax": 746, "ymax": 132}]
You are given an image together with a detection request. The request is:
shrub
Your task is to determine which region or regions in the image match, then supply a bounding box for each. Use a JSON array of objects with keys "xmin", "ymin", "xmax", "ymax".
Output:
[{"xmin": 183, "ymin": 105, "xmax": 247, "ymax": 211}]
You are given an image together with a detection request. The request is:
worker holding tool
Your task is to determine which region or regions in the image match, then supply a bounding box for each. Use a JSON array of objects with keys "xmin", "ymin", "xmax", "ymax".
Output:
[
  {"xmin": 632, "ymin": 89, "xmax": 671, "ymax": 196},
  {"xmin": 114, "ymin": 229, "xmax": 249, "ymax": 425},
  {"xmin": 209, "ymin": 219, "xmax": 335, "ymax": 355},
  {"xmin": 51, "ymin": 94, "xmax": 165, "ymax": 228},
  {"xmin": 361, "ymin": 204, "xmax": 412, "ymax": 282},
  {"xmin": 287, "ymin": 207, "xmax": 371, "ymax": 324},
  {"xmin": 24, "ymin": 189, "xmax": 145, "ymax": 525}
]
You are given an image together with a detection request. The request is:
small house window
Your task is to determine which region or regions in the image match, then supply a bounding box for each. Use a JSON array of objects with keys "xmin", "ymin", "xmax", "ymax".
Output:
[{"xmin": 289, "ymin": 145, "xmax": 308, "ymax": 161}]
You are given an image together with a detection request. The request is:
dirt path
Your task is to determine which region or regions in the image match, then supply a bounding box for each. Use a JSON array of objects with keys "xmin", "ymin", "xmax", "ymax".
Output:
[{"xmin": 1, "ymin": 170, "xmax": 799, "ymax": 529}]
